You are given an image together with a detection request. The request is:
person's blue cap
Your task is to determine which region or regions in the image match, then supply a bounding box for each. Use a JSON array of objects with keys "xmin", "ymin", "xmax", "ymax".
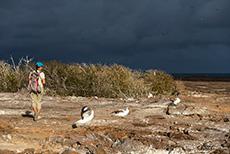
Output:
[{"xmin": 36, "ymin": 62, "xmax": 44, "ymax": 67}]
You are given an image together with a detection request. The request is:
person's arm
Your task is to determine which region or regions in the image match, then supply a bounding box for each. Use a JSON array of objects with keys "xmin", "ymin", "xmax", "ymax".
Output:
[
  {"xmin": 40, "ymin": 72, "xmax": 45, "ymax": 85},
  {"xmin": 29, "ymin": 72, "xmax": 32, "ymax": 81},
  {"xmin": 42, "ymin": 78, "xmax": 45, "ymax": 84}
]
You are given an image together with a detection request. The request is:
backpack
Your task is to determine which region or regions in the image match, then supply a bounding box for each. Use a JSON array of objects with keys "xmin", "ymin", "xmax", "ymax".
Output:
[{"xmin": 28, "ymin": 71, "xmax": 41, "ymax": 94}]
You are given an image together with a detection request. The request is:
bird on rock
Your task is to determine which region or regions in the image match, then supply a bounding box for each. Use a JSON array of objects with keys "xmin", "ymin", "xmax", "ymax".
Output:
[
  {"xmin": 72, "ymin": 106, "xmax": 94, "ymax": 128},
  {"xmin": 111, "ymin": 107, "xmax": 131, "ymax": 117},
  {"xmin": 169, "ymin": 97, "xmax": 181, "ymax": 106}
]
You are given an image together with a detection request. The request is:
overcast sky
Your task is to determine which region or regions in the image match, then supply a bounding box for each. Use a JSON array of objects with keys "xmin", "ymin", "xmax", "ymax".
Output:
[{"xmin": 0, "ymin": 0, "xmax": 229, "ymax": 73}]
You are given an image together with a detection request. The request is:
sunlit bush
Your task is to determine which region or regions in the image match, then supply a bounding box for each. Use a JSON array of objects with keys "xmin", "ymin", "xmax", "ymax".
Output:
[
  {"xmin": 0, "ymin": 57, "xmax": 183, "ymax": 98},
  {"xmin": 143, "ymin": 70, "xmax": 175, "ymax": 95},
  {"xmin": 0, "ymin": 58, "xmax": 32, "ymax": 92}
]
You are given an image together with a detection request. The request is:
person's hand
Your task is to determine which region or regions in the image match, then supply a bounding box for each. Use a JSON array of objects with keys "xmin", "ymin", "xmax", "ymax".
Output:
[{"xmin": 42, "ymin": 79, "xmax": 45, "ymax": 85}]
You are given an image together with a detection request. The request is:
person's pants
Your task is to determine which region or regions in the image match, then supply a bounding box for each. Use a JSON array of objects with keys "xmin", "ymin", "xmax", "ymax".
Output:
[{"xmin": 30, "ymin": 92, "xmax": 43, "ymax": 110}]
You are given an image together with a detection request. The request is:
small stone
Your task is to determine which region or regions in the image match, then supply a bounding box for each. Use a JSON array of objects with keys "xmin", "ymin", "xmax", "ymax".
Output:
[
  {"xmin": 0, "ymin": 149, "xmax": 16, "ymax": 154},
  {"xmin": 22, "ymin": 148, "xmax": 35, "ymax": 154},
  {"xmin": 62, "ymin": 149, "xmax": 81, "ymax": 154},
  {"xmin": 34, "ymin": 149, "xmax": 44, "ymax": 154},
  {"xmin": 7, "ymin": 134, "xmax": 12, "ymax": 140},
  {"xmin": 223, "ymin": 118, "xmax": 229, "ymax": 122},
  {"xmin": 42, "ymin": 141, "xmax": 53, "ymax": 149}
]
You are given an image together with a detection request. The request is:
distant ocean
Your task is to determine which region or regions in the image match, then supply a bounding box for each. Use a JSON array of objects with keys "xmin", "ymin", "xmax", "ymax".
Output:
[{"xmin": 170, "ymin": 73, "xmax": 230, "ymax": 77}]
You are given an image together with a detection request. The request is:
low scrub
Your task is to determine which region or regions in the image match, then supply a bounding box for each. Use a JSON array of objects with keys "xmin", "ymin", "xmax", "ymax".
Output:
[{"xmin": 0, "ymin": 57, "xmax": 183, "ymax": 98}]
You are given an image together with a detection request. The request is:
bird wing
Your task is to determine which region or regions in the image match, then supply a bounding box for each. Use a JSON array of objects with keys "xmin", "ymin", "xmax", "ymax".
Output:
[
  {"xmin": 174, "ymin": 98, "xmax": 181, "ymax": 104},
  {"xmin": 82, "ymin": 110, "xmax": 91, "ymax": 119},
  {"xmin": 82, "ymin": 110, "xmax": 94, "ymax": 123},
  {"xmin": 111, "ymin": 109, "xmax": 125, "ymax": 114},
  {"xmin": 73, "ymin": 119, "xmax": 84, "ymax": 125}
]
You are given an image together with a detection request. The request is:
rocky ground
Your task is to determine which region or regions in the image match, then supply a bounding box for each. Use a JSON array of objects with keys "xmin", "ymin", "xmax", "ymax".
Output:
[{"xmin": 0, "ymin": 79, "xmax": 229, "ymax": 154}]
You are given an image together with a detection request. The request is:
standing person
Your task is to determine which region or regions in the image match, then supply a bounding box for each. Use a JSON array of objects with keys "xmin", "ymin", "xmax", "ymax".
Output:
[{"xmin": 29, "ymin": 62, "xmax": 45, "ymax": 121}]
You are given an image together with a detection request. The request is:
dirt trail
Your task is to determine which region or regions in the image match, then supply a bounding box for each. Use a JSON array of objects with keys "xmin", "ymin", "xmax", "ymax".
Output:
[{"xmin": 0, "ymin": 81, "xmax": 230, "ymax": 154}]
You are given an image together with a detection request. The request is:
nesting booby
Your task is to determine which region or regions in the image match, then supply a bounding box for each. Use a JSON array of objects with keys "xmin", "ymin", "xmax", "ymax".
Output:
[
  {"xmin": 111, "ymin": 107, "xmax": 130, "ymax": 117},
  {"xmin": 72, "ymin": 106, "xmax": 94, "ymax": 128},
  {"xmin": 169, "ymin": 97, "xmax": 181, "ymax": 106}
]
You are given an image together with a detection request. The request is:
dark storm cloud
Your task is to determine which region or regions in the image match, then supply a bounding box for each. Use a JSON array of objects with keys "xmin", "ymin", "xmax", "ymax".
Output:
[{"xmin": 0, "ymin": 0, "xmax": 229, "ymax": 73}]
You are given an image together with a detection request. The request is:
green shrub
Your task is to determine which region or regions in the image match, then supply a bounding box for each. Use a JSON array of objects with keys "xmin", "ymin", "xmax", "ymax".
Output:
[
  {"xmin": 0, "ymin": 61, "xmax": 22, "ymax": 92},
  {"xmin": 0, "ymin": 58, "xmax": 183, "ymax": 98},
  {"xmin": 143, "ymin": 70, "xmax": 175, "ymax": 95}
]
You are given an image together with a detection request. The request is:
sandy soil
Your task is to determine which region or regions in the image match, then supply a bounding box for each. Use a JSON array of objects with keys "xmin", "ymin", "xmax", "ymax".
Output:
[{"xmin": 0, "ymin": 80, "xmax": 229, "ymax": 154}]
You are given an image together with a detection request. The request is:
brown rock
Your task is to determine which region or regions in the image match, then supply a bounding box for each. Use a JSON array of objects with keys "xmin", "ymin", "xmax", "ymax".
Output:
[
  {"xmin": 22, "ymin": 148, "xmax": 35, "ymax": 154},
  {"xmin": 0, "ymin": 122, "xmax": 14, "ymax": 134},
  {"xmin": 167, "ymin": 132, "xmax": 196, "ymax": 140},
  {"xmin": 42, "ymin": 142, "xmax": 50, "ymax": 149},
  {"xmin": 221, "ymin": 140, "xmax": 230, "ymax": 148},
  {"xmin": 145, "ymin": 115, "xmax": 165, "ymax": 119},
  {"xmin": 223, "ymin": 117, "xmax": 229, "ymax": 122},
  {"xmin": 41, "ymin": 150, "xmax": 59, "ymax": 154},
  {"xmin": 0, "ymin": 149, "xmax": 16, "ymax": 154},
  {"xmin": 34, "ymin": 149, "xmax": 44, "ymax": 154},
  {"xmin": 61, "ymin": 149, "xmax": 81, "ymax": 154},
  {"xmin": 167, "ymin": 105, "xmax": 186, "ymax": 115},
  {"xmin": 210, "ymin": 149, "xmax": 229, "ymax": 154},
  {"xmin": 132, "ymin": 121, "xmax": 148, "ymax": 127},
  {"xmin": 95, "ymin": 144, "xmax": 106, "ymax": 154}
]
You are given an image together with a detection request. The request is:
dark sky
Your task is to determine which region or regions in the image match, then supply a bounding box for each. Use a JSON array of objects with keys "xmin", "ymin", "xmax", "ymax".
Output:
[{"xmin": 0, "ymin": 0, "xmax": 229, "ymax": 73}]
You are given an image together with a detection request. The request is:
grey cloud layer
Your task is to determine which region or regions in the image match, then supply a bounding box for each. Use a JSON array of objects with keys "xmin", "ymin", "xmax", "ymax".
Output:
[{"xmin": 0, "ymin": 0, "xmax": 229, "ymax": 73}]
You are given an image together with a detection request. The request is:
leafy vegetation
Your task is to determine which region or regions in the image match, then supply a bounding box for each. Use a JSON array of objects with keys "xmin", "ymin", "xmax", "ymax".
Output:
[{"xmin": 0, "ymin": 57, "xmax": 183, "ymax": 98}]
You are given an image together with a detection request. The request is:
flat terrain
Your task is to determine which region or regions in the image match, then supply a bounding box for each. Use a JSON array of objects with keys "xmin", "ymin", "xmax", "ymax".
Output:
[{"xmin": 0, "ymin": 79, "xmax": 229, "ymax": 154}]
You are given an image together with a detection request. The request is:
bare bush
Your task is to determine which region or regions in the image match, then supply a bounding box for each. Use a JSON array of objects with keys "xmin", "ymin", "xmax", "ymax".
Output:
[{"xmin": 0, "ymin": 56, "xmax": 34, "ymax": 92}]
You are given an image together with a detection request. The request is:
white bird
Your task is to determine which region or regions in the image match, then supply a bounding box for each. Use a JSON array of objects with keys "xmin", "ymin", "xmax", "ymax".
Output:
[
  {"xmin": 148, "ymin": 93, "xmax": 153, "ymax": 98},
  {"xmin": 170, "ymin": 97, "xmax": 181, "ymax": 106},
  {"xmin": 111, "ymin": 107, "xmax": 130, "ymax": 117},
  {"xmin": 72, "ymin": 106, "xmax": 94, "ymax": 128}
]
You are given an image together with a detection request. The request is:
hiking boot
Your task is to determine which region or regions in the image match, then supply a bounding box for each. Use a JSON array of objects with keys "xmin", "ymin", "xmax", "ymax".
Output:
[{"xmin": 34, "ymin": 111, "xmax": 38, "ymax": 121}]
